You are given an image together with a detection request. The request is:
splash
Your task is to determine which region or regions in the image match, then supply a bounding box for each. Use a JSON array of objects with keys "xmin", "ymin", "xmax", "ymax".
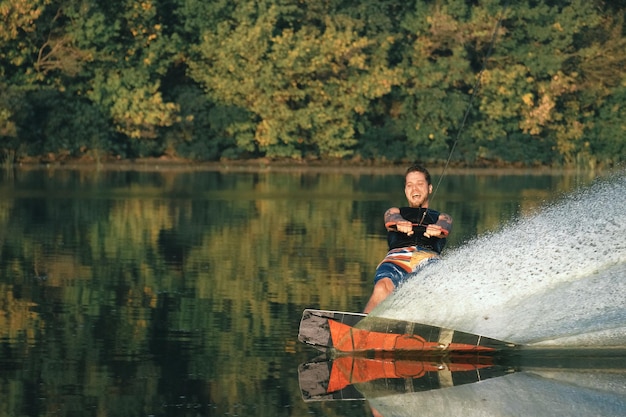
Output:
[{"xmin": 375, "ymin": 172, "xmax": 626, "ymax": 346}]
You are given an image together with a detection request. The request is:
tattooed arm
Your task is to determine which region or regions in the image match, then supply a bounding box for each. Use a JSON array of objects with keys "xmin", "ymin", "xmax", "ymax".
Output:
[
  {"xmin": 424, "ymin": 212, "xmax": 453, "ymax": 238},
  {"xmin": 384, "ymin": 207, "xmax": 415, "ymax": 236}
]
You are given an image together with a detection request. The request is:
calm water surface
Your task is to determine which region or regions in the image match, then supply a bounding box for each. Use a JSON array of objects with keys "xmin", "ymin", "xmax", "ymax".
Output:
[{"xmin": 0, "ymin": 167, "xmax": 620, "ymax": 417}]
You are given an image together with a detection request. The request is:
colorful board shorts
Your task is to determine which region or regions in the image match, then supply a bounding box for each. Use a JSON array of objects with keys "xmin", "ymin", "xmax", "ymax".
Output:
[{"xmin": 373, "ymin": 246, "xmax": 440, "ymax": 287}]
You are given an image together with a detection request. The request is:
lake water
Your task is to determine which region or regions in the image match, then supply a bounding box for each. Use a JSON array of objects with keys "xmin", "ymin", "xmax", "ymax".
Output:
[{"xmin": 0, "ymin": 166, "xmax": 623, "ymax": 417}]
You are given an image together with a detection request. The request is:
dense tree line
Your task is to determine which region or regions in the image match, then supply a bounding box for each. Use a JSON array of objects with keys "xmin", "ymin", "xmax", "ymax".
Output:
[{"xmin": 1, "ymin": 0, "xmax": 625, "ymax": 167}]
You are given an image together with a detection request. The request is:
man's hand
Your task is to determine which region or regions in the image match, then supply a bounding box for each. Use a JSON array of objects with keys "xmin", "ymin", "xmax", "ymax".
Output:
[
  {"xmin": 394, "ymin": 220, "xmax": 415, "ymax": 236},
  {"xmin": 423, "ymin": 224, "xmax": 448, "ymax": 238}
]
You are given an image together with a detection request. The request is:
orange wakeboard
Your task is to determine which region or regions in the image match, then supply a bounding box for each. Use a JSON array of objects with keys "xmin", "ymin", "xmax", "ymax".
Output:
[{"xmin": 298, "ymin": 309, "xmax": 515, "ymax": 355}]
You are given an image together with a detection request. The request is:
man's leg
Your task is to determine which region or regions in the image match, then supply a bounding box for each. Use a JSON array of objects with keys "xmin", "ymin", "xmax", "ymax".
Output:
[{"xmin": 363, "ymin": 277, "xmax": 395, "ymax": 313}]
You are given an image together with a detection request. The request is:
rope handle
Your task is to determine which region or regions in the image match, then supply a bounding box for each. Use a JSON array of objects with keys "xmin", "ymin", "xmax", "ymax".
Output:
[{"xmin": 385, "ymin": 222, "xmax": 449, "ymax": 237}]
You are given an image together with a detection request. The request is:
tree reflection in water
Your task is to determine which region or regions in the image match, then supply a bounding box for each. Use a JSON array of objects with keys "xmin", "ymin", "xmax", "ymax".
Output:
[{"xmin": 0, "ymin": 167, "xmax": 615, "ymax": 417}]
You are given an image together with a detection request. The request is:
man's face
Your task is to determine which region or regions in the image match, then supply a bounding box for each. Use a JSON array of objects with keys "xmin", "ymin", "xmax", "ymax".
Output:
[{"xmin": 404, "ymin": 171, "xmax": 432, "ymax": 208}]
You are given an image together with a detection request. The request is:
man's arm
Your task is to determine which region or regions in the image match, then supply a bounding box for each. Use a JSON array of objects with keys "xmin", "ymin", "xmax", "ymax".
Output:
[
  {"xmin": 424, "ymin": 213, "xmax": 453, "ymax": 238},
  {"xmin": 384, "ymin": 207, "xmax": 415, "ymax": 236}
]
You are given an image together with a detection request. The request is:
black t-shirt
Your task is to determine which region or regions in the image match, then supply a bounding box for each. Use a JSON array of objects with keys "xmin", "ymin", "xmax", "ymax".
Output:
[{"xmin": 387, "ymin": 207, "xmax": 447, "ymax": 254}]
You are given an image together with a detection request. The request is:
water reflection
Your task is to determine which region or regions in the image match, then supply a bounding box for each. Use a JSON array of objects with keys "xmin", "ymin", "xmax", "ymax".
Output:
[
  {"xmin": 299, "ymin": 350, "xmax": 626, "ymax": 417},
  {"xmin": 0, "ymin": 167, "xmax": 615, "ymax": 417},
  {"xmin": 299, "ymin": 355, "xmax": 510, "ymax": 401}
]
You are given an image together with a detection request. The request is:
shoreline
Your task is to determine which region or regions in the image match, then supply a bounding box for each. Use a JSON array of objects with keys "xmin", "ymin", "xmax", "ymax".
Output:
[{"xmin": 2, "ymin": 157, "xmax": 612, "ymax": 176}]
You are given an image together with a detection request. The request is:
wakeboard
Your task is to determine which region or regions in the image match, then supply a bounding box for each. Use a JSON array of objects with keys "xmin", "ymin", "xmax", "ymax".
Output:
[{"xmin": 298, "ymin": 308, "xmax": 516, "ymax": 355}]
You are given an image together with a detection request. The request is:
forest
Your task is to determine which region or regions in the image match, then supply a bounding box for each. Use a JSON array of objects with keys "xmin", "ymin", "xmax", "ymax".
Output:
[{"xmin": 1, "ymin": 0, "xmax": 625, "ymax": 168}]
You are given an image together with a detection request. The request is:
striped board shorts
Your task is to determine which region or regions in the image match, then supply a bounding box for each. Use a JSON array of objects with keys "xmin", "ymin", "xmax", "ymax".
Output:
[{"xmin": 373, "ymin": 246, "xmax": 439, "ymax": 287}]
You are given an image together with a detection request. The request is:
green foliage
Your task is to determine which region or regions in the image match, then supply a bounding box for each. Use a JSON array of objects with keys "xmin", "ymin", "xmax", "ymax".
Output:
[
  {"xmin": 0, "ymin": 84, "xmax": 29, "ymax": 163},
  {"xmin": 81, "ymin": 0, "xmax": 182, "ymax": 140},
  {"xmin": 164, "ymin": 84, "xmax": 244, "ymax": 160},
  {"xmin": 0, "ymin": 86, "xmax": 120, "ymax": 161},
  {"xmin": 584, "ymin": 84, "xmax": 626, "ymax": 168},
  {"xmin": 0, "ymin": 0, "xmax": 51, "ymax": 73},
  {"xmin": 0, "ymin": 0, "xmax": 624, "ymax": 166},
  {"xmin": 378, "ymin": 0, "xmax": 502, "ymax": 162},
  {"xmin": 88, "ymin": 68, "xmax": 179, "ymax": 139},
  {"xmin": 32, "ymin": 90, "xmax": 114, "ymax": 157},
  {"xmin": 188, "ymin": 3, "xmax": 402, "ymax": 158}
]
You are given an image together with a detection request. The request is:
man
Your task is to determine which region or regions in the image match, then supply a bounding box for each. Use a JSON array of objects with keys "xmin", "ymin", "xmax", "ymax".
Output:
[{"xmin": 363, "ymin": 164, "xmax": 452, "ymax": 313}]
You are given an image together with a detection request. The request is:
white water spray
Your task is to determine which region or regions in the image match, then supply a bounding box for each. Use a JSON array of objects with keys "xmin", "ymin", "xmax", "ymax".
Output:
[{"xmin": 375, "ymin": 172, "xmax": 626, "ymax": 346}]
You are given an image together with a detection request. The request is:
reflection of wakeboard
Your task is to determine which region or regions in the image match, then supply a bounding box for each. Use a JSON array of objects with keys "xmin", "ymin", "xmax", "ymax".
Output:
[
  {"xmin": 298, "ymin": 355, "xmax": 512, "ymax": 401},
  {"xmin": 298, "ymin": 347, "xmax": 626, "ymax": 403},
  {"xmin": 298, "ymin": 309, "xmax": 516, "ymax": 355}
]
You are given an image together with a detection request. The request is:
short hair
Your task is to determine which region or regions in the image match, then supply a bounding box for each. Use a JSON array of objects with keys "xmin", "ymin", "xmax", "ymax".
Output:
[{"xmin": 405, "ymin": 164, "xmax": 432, "ymax": 185}]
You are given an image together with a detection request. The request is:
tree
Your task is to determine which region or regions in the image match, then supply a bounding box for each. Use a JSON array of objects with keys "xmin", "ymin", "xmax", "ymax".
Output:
[
  {"xmin": 1, "ymin": 0, "xmax": 625, "ymax": 166},
  {"xmin": 188, "ymin": 1, "xmax": 402, "ymax": 159},
  {"xmin": 474, "ymin": 0, "xmax": 624, "ymax": 166},
  {"xmin": 81, "ymin": 0, "xmax": 181, "ymax": 143}
]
